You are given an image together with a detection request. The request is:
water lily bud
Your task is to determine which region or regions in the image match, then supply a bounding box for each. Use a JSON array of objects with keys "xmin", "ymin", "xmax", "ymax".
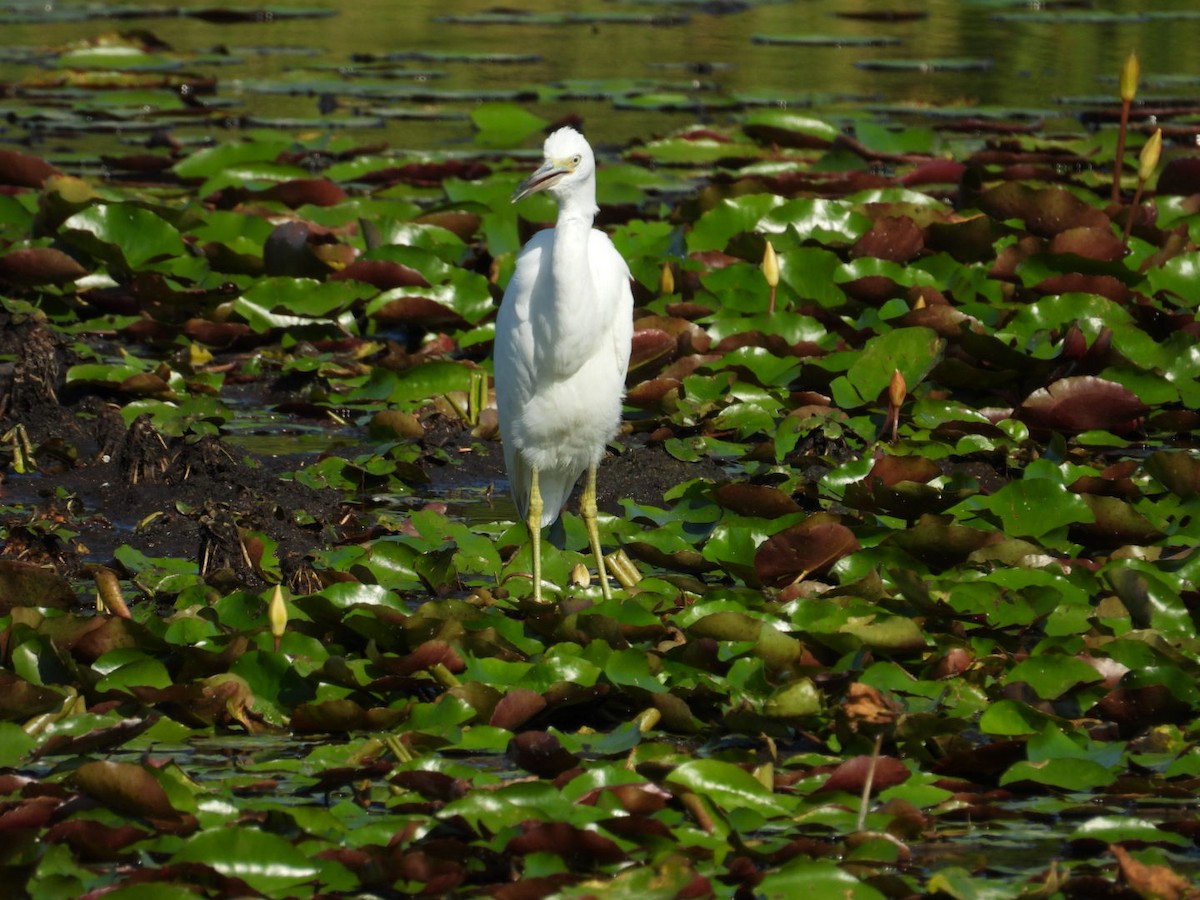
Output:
[
  {"xmin": 659, "ymin": 261, "xmax": 674, "ymax": 296},
  {"xmin": 607, "ymin": 548, "xmax": 642, "ymax": 588},
  {"xmin": 635, "ymin": 707, "xmax": 661, "ymax": 733},
  {"xmin": 1120, "ymin": 50, "xmax": 1139, "ymax": 103},
  {"xmin": 1138, "ymin": 128, "xmax": 1162, "ymax": 182},
  {"xmin": 268, "ymin": 584, "xmax": 288, "ymax": 642},
  {"xmin": 888, "ymin": 368, "xmax": 907, "ymax": 409},
  {"xmin": 94, "ymin": 566, "xmax": 130, "ymax": 618},
  {"xmin": 761, "ymin": 239, "xmax": 780, "ymax": 288},
  {"xmin": 188, "ymin": 343, "xmax": 213, "ymax": 368},
  {"xmin": 569, "ymin": 562, "xmax": 590, "ymax": 587}
]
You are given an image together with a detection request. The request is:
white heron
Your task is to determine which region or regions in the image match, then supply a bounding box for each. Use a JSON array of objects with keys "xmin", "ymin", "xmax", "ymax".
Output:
[{"xmin": 494, "ymin": 126, "xmax": 634, "ymax": 604}]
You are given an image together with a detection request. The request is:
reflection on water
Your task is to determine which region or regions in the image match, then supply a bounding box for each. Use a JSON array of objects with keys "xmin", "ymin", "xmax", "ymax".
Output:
[
  {"xmin": 223, "ymin": 428, "xmax": 361, "ymax": 458},
  {"xmin": 1, "ymin": 0, "xmax": 1197, "ymax": 155}
]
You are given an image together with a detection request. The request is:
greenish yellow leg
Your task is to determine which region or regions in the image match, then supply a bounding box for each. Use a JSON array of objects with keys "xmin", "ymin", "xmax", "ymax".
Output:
[
  {"xmin": 581, "ymin": 465, "xmax": 612, "ymax": 602},
  {"xmin": 528, "ymin": 466, "xmax": 543, "ymax": 603}
]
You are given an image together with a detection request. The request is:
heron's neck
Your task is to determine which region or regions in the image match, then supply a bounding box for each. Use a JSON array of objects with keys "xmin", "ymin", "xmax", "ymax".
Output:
[
  {"xmin": 550, "ymin": 188, "xmax": 598, "ymax": 290},
  {"xmin": 543, "ymin": 188, "xmax": 602, "ymax": 366},
  {"xmin": 553, "ymin": 180, "xmax": 597, "ymax": 226}
]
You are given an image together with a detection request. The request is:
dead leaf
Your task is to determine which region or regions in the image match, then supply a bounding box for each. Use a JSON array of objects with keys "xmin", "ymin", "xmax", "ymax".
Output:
[{"xmin": 1111, "ymin": 844, "xmax": 1194, "ymax": 900}]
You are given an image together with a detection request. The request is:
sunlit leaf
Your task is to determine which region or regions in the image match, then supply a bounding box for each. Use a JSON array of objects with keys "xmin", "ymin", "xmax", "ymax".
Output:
[
  {"xmin": 665, "ymin": 759, "xmax": 792, "ymax": 817},
  {"xmin": 831, "ymin": 327, "xmax": 944, "ymax": 409},
  {"xmin": 1000, "ymin": 758, "xmax": 1116, "ymax": 790},
  {"xmin": 973, "ymin": 478, "xmax": 1094, "ymax": 540},
  {"xmin": 62, "ymin": 203, "xmax": 187, "ymax": 269},
  {"xmin": 169, "ymin": 826, "xmax": 321, "ymax": 893}
]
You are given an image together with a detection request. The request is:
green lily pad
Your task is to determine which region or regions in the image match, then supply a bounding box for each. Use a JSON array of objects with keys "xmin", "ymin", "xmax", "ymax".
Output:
[
  {"xmin": 855, "ymin": 58, "xmax": 993, "ymax": 73},
  {"xmin": 62, "ymin": 203, "xmax": 187, "ymax": 270}
]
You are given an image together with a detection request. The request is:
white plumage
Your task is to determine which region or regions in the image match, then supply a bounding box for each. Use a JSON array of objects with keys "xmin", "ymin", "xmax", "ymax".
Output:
[{"xmin": 494, "ymin": 127, "xmax": 634, "ymax": 602}]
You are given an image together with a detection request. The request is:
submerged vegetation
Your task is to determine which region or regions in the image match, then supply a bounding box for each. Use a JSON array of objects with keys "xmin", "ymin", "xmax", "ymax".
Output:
[{"xmin": 2, "ymin": 10, "xmax": 1200, "ymax": 900}]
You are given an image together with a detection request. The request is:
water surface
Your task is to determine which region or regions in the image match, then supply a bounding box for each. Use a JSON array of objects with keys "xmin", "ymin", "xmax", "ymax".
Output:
[{"xmin": 2, "ymin": 0, "xmax": 1198, "ymax": 156}]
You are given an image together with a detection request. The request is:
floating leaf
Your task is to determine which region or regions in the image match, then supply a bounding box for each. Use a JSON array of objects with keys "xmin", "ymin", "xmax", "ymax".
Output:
[
  {"xmin": 763, "ymin": 678, "xmax": 822, "ymax": 718},
  {"xmin": 62, "ymin": 204, "xmax": 187, "ymax": 270},
  {"xmin": 855, "ymin": 57, "xmax": 992, "ymax": 73},
  {"xmin": 169, "ymin": 826, "xmax": 321, "ymax": 893},
  {"xmin": 1000, "ymin": 758, "xmax": 1116, "ymax": 790},
  {"xmin": 831, "ymin": 327, "xmax": 944, "ymax": 409},
  {"xmin": 666, "ymin": 759, "xmax": 792, "ymax": 817},
  {"xmin": 755, "ymin": 519, "xmax": 860, "ymax": 586},
  {"xmin": 0, "ymin": 148, "xmax": 61, "ymax": 186},
  {"xmin": 1145, "ymin": 450, "xmax": 1200, "ymax": 499},
  {"xmin": 0, "ymin": 247, "xmax": 88, "ymax": 285},
  {"xmin": 1019, "ymin": 377, "xmax": 1148, "ymax": 434},
  {"xmin": 71, "ymin": 761, "xmax": 183, "ymax": 822},
  {"xmin": 1069, "ymin": 816, "xmax": 1190, "ymax": 848},
  {"xmin": 816, "ymin": 755, "xmax": 909, "ymax": 795},
  {"xmin": 1005, "ymin": 655, "xmax": 1104, "ymax": 700},
  {"xmin": 976, "ymin": 478, "xmax": 1094, "ymax": 540},
  {"xmin": 470, "ymin": 102, "xmax": 548, "ymax": 147}
]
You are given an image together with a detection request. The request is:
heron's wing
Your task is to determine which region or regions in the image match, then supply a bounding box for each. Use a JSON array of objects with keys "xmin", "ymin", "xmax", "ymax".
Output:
[
  {"xmin": 496, "ymin": 238, "xmax": 542, "ymax": 522},
  {"xmin": 587, "ymin": 231, "xmax": 635, "ymax": 384}
]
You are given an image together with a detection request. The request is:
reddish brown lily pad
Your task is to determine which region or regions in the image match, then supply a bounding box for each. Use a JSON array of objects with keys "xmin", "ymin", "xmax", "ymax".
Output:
[
  {"xmin": 505, "ymin": 821, "xmax": 627, "ymax": 867},
  {"xmin": 490, "ymin": 688, "xmax": 547, "ymax": 731},
  {"xmin": 507, "ymin": 731, "xmax": 579, "ymax": 778},
  {"xmin": 260, "ymin": 178, "xmax": 347, "ymax": 209},
  {"xmin": 331, "ymin": 259, "xmax": 431, "ymax": 290},
  {"xmin": 71, "ymin": 761, "xmax": 184, "ymax": 823},
  {"xmin": 1048, "ymin": 226, "xmax": 1127, "ymax": 261},
  {"xmin": 1018, "ymin": 376, "xmax": 1147, "ymax": 434},
  {"xmin": 865, "ymin": 454, "xmax": 940, "ymax": 487},
  {"xmin": 814, "ymin": 755, "xmax": 910, "ymax": 796},
  {"xmin": 852, "ymin": 215, "xmax": 926, "ymax": 263},
  {"xmin": 1155, "ymin": 156, "xmax": 1200, "ymax": 196},
  {"xmin": 0, "ymin": 148, "xmax": 61, "ymax": 187},
  {"xmin": 625, "ymin": 376, "xmax": 681, "ymax": 409},
  {"xmin": 0, "ymin": 247, "xmax": 88, "ymax": 285},
  {"xmin": 412, "ymin": 210, "xmax": 482, "ymax": 240},
  {"xmin": 978, "ymin": 182, "xmax": 1111, "ymax": 237},
  {"xmin": 45, "ymin": 819, "xmax": 150, "ymax": 860},
  {"xmin": 628, "ymin": 328, "xmax": 680, "ymax": 377},
  {"xmin": 369, "ymin": 296, "xmax": 469, "ymax": 331},
  {"xmin": 712, "ymin": 482, "xmax": 802, "ymax": 518},
  {"xmin": 755, "ymin": 516, "xmax": 860, "ymax": 587}
]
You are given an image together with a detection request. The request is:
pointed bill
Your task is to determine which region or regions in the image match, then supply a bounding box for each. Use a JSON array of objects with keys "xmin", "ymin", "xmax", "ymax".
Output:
[{"xmin": 512, "ymin": 159, "xmax": 571, "ymax": 202}]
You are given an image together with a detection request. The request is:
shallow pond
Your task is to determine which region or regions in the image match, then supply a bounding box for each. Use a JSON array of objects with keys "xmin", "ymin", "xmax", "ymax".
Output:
[
  {"xmin": 2, "ymin": 0, "xmax": 1200, "ymax": 158},
  {"xmin": 4, "ymin": 1, "xmax": 1200, "ymax": 898}
]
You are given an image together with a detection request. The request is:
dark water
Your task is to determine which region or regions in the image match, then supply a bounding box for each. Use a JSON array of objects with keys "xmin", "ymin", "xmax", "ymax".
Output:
[{"xmin": 2, "ymin": 0, "xmax": 1199, "ymax": 156}]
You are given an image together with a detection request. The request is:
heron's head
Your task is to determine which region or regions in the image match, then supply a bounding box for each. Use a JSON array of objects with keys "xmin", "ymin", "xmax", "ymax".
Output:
[{"xmin": 512, "ymin": 127, "xmax": 596, "ymax": 202}]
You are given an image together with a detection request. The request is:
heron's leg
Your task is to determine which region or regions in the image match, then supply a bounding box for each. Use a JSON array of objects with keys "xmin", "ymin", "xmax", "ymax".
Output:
[
  {"xmin": 580, "ymin": 465, "xmax": 612, "ymax": 602},
  {"xmin": 528, "ymin": 466, "xmax": 544, "ymax": 604}
]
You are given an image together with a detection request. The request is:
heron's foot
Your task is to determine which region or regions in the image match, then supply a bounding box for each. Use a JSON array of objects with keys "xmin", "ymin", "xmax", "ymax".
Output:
[{"xmin": 580, "ymin": 465, "xmax": 614, "ymax": 603}]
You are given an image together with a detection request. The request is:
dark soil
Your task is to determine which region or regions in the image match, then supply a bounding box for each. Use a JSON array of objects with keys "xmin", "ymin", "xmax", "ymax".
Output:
[{"xmin": 0, "ymin": 320, "xmax": 726, "ymax": 603}]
